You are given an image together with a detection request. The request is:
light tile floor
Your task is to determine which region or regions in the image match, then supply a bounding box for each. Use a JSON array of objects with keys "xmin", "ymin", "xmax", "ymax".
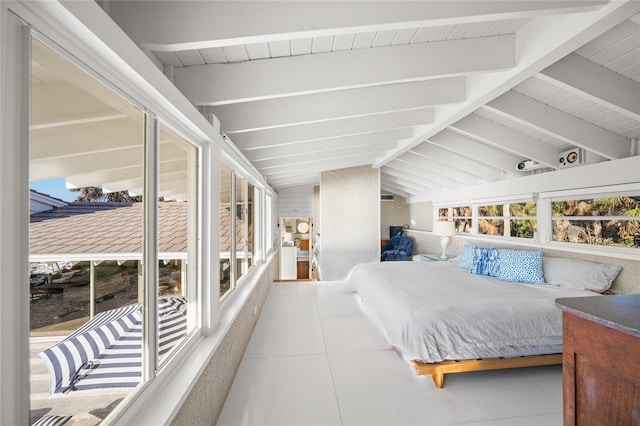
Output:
[{"xmin": 218, "ymin": 281, "xmax": 563, "ymax": 426}]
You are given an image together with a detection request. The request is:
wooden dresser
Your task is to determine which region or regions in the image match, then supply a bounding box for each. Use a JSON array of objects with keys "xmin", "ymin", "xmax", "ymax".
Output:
[{"xmin": 556, "ymin": 294, "xmax": 640, "ymax": 426}]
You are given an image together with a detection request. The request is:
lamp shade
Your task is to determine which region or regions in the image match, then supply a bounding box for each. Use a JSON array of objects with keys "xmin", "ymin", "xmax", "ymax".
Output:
[{"xmin": 432, "ymin": 220, "xmax": 456, "ymax": 237}]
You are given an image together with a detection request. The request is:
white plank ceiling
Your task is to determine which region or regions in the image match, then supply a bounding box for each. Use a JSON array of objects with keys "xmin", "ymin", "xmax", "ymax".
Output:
[{"xmin": 104, "ymin": 1, "xmax": 640, "ymax": 198}]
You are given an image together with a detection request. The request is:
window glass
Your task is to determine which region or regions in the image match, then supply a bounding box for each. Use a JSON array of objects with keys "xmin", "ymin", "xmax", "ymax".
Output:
[
  {"xmin": 552, "ymin": 196, "xmax": 640, "ymax": 247},
  {"xmin": 266, "ymin": 195, "xmax": 273, "ymax": 253},
  {"xmin": 94, "ymin": 260, "xmax": 139, "ymax": 314},
  {"xmin": 157, "ymin": 123, "xmax": 198, "ymax": 364},
  {"xmin": 29, "ymin": 38, "xmax": 145, "ymax": 420},
  {"xmin": 247, "ymin": 182, "xmax": 255, "ymax": 268},
  {"xmin": 438, "ymin": 206, "xmax": 471, "ymax": 233},
  {"xmin": 219, "ymin": 165, "xmax": 232, "ymax": 298},
  {"xmin": 236, "ymin": 175, "xmax": 248, "ymax": 281},
  {"xmin": 478, "ymin": 202, "xmax": 537, "ymax": 238}
]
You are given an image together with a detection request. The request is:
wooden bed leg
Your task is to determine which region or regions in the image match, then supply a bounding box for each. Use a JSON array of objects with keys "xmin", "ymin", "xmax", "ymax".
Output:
[{"xmin": 431, "ymin": 372, "xmax": 444, "ymax": 388}]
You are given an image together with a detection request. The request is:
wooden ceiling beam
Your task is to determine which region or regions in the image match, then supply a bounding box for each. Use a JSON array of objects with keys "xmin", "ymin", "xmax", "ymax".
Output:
[
  {"xmin": 485, "ymin": 90, "xmax": 630, "ymax": 160},
  {"xmin": 410, "ymin": 143, "xmax": 504, "ymax": 182},
  {"xmin": 211, "ymin": 77, "xmax": 465, "ymax": 131},
  {"xmin": 383, "ymin": 163, "xmax": 457, "ymax": 189},
  {"xmin": 449, "ymin": 113, "xmax": 559, "ymax": 168},
  {"xmin": 254, "ymin": 146, "xmax": 390, "ymax": 170},
  {"xmin": 392, "ymin": 152, "xmax": 479, "ymax": 186},
  {"xmin": 538, "ymin": 52, "xmax": 640, "ymax": 122},
  {"xmin": 174, "ymin": 36, "xmax": 514, "ymax": 104},
  {"xmin": 427, "ymin": 129, "xmax": 525, "ymax": 175},
  {"xmin": 107, "ymin": 1, "xmax": 604, "ymax": 51},
  {"xmin": 231, "ymin": 109, "xmax": 432, "ymax": 150},
  {"xmin": 244, "ymin": 128, "xmax": 412, "ymax": 161}
]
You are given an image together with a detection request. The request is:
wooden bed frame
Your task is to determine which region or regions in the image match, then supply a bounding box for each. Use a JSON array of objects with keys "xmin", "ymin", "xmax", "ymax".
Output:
[{"xmin": 412, "ymin": 353, "xmax": 562, "ymax": 388}]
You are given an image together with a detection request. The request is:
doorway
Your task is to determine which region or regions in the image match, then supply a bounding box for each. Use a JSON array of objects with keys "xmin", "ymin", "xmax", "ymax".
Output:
[{"xmin": 278, "ymin": 217, "xmax": 312, "ymax": 281}]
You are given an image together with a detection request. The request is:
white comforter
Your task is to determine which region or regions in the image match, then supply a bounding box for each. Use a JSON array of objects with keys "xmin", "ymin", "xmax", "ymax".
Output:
[{"xmin": 349, "ymin": 261, "xmax": 598, "ymax": 363}]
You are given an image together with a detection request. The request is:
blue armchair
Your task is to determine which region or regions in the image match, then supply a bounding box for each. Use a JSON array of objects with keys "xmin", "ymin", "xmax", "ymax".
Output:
[{"xmin": 381, "ymin": 235, "xmax": 414, "ymax": 261}]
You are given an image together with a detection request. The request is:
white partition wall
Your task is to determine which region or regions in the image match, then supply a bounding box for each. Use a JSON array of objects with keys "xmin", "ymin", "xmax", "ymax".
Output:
[{"xmin": 320, "ymin": 165, "xmax": 380, "ymax": 281}]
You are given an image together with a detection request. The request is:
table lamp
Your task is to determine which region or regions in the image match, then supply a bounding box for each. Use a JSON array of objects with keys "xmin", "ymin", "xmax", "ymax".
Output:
[{"xmin": 433, "ymin": 220, "xmax": 456, "ymax": 260}]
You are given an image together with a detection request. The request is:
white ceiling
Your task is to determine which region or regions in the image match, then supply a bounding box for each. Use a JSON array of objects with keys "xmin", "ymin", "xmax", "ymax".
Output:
[{"xmin": 104, "ymin": 1, "xmax": 640, "ymax": 198}]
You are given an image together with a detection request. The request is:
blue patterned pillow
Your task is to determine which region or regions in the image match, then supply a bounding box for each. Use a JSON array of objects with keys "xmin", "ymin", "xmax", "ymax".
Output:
[
  {"xmin": 456, "ymin": 245, "xmax": 476, "ymax": 270},
  {"xmin": 470, "ymin": 247, "xmax": 500, "ymax": 277},
  {"xmin": 497, "ymin": 249, "xmax": 544, "ymax": 284}
]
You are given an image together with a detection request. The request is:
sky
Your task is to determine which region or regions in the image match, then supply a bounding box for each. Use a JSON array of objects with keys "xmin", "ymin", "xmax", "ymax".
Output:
[{"xmin": 30, "ymin": 177, "xmax": 78, "ymax": 202}]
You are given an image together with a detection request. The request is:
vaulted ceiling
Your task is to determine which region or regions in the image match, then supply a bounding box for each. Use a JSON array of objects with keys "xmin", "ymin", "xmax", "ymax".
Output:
[{"xmin": 105, "ymin": 1, "xmax": 640, "ymax": 198}]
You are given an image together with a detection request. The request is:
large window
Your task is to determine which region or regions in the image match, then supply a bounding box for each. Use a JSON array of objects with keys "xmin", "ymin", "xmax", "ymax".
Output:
[
  {"xmin": 478, "ymin": 202, "xmax": 537, "ymax": 239},
  {"xmin": 28, "ymin": 37, "xmax": 201, "ymax": 424},
  {"xmin": 552, "ymin": 196, "xmax": 640, "ymax": 247},
  {"xmin": 29, "ymin": 37, "xmax": 146, "ymax": 420}
]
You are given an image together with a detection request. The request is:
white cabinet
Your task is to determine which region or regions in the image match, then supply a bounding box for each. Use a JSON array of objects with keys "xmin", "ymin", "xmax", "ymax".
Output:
[{"xmin": 279, "ymin": 246, "xmax": 297, "ymax": 280}]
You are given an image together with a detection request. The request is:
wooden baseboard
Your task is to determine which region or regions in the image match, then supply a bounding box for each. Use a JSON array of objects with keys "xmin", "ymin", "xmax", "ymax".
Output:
[{"xmin": 412, "ymin": 353, "xmax": 562, "ymax": 388}]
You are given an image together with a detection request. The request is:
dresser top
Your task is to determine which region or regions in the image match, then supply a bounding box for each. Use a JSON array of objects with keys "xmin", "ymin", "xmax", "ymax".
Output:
[{"xmin": 556, "ymin": 294, "xmax": 640, "ymax": 338}]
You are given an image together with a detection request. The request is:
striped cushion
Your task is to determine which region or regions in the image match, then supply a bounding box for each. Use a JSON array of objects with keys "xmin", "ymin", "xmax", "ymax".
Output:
[{"xmin": 32, "ymin": 415, "xmax": 72, "ymax": 426}]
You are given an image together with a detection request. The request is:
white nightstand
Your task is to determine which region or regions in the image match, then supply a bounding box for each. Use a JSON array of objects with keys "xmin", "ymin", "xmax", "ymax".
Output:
[{"xmin": 419, "ymin": 254, "xmax": 441, "ymax": 262}]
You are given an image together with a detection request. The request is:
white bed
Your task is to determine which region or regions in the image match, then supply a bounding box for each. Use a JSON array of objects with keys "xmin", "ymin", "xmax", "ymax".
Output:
[{"xmin": 349, "ymin": 260, "xmax": 600, "ymax": 384}]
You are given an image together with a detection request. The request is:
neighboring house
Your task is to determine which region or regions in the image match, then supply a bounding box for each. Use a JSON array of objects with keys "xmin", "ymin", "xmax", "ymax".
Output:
[
  {"xmin": 29, "ymin": 189, "xmax": 68, "ymax": 215},
  {"xmin": 29, "ymin": 201, "xmax": 189, "ymax": 332}
]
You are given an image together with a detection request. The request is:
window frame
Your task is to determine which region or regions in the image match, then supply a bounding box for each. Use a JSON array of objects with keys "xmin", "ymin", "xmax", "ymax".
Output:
[
  {"xmin": 437, "ymin": 205, "xmax": 472, "ymax": 233},
  {"xmin": 476, "ymin": 201, "xmax": 538, "ymax": 239},
  {"xmin": 219, "ymin": 163, "xmax": 234, "ymax": 300},
  {"xmin": 19, "ymin": 24, "xmax": 208, "ymax": 424},
  {"xmin": 156, "ymin": 119, "xmax": 203, "ymax": 367},
  {"xmin": 548, "ymin": 191, "xmax": 640, "ymax": 248},
  {"xmin": 433, "ymin": 186, "xmax": 639, "ymax": 258},
  {"xmin": 219, "ymin": 165, "xmax": 264, "ymax": 304}
]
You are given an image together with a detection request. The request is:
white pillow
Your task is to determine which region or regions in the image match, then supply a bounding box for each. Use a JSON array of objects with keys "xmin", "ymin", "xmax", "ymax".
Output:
[{"xmin": 542, "ymin": 257, "xmax": 622, "ymax": 293}]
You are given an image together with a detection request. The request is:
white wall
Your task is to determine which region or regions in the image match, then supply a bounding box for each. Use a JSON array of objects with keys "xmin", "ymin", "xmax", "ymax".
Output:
[
  {"xmin": 380, "ymin": 190, "xmax": 408, "ymax": 238},
  {"xmin": 320, "ymin": 165, "xmax": 379, "ymax": 281},
  {"xmin": 410, "ymin": 156, "xmax": 640, "ymax": 205},
  {"xmin": 408, "ymin": 200, "xmax": 433, "ymax": 231},
  {"xmin": 276, "ymin": 185, "xmax": 314, "ymax": 218},
  {"xmin": 313, "ymin": 185, "xmax": 320, "ymax": 238}
]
